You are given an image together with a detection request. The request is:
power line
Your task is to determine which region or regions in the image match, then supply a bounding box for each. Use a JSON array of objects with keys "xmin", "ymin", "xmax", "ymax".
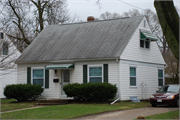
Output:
[{"xmin": 118, "ymin": 0, "xmax": 145, "ymax": 11}]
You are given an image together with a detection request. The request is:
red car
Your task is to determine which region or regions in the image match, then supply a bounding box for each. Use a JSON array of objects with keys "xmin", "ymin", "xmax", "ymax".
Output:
[{"xmin": 150, "ymin": 85, "xmax": 179, "ymax": 107}]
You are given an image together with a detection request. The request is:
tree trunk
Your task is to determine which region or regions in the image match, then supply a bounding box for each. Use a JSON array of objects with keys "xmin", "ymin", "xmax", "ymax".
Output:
[{"xmin": 154, "ymin": 0, "xmax": 179, "ymax": 60}]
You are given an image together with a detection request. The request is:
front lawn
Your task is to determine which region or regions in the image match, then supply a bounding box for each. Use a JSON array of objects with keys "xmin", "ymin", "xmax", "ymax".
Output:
[
  {"xmin": 145, "ymin": 110, "xmax": 179, "ymax": 119},
  {"xmin": 1, "ymin": 99, "xmax": 38, "ymax": 112},
  {"xmin": 1, "ymin": 101, "xmax": 150, "ymax": 119}
]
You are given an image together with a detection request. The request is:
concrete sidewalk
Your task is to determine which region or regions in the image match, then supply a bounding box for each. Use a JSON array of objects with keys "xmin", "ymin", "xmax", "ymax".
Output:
[
  {"xmin": 77, "ymin": 106, "xmax": 179, "ymax": 120},
  {"xmin": 1, "ymin": 106, "xmax": 44, "ymax": 113}
]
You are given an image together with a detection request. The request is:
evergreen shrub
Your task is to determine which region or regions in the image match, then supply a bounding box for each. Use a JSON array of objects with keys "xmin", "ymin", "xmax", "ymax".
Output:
[
  {"xmin": 4, "ymin": 84, "xmax": 44, "ymax": 101},
  {"xmin": 63, "ymin": 82, "xmax": 117, "ymax": 101}
]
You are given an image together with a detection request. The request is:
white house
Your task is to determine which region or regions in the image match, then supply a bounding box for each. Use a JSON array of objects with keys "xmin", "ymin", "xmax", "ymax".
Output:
[
  {"xmin": 15, "ymin": 16, "xmax": 166, "ymax": 100},
  {"xmin": 0, "ymin": 28, "xmax": 21, "ymax": 98}
]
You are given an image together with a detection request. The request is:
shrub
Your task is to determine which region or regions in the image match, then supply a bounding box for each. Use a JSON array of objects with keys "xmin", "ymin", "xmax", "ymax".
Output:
[
  {"xmin": 4, "ymin": 84, "xmax": 44, "ymax": 101},
  {"xmin": 63, "ymin": 82, "xmax": 117, "ymax": 102}
]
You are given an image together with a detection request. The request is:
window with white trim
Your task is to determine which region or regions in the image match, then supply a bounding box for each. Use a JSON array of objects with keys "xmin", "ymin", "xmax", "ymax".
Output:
[
  {"xmin": 89, "ymin": 66, "xmax": 103, "ymax": 83},
  {"xmin": 158, "ymin": 70, "xmax": 163, "ymax": 86},
  {"xmin": 130, "ymin": 67, "xmax": 136, "ymax": 86},
  {"xmin": 140, "ymin": 38, "xmax": 150, "ymax": 49},
  {"xmin": 32, "ymin": 69, "xmax": 44, "ymax": 87}
]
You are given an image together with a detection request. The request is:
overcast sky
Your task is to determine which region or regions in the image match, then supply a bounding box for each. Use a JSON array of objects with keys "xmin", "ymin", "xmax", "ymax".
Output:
[{"xmin": 67, "ymin": 0, "xmax": 179, "ymax": 21}]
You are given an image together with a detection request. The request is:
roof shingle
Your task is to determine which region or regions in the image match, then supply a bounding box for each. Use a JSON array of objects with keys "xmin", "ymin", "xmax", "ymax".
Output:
[{"xmin": 16, "ymin": 16, "xmax": 144, "ymax": 63}]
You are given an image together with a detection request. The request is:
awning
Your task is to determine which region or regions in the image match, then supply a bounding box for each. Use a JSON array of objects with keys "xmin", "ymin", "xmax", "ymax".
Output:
[
  {"xmin": 140, "ymin": 30, "xmax": 158, "ymax": 41},
  {"xmin": 46, "ymin": 64, "xmax": 74, "ymax": 69}
]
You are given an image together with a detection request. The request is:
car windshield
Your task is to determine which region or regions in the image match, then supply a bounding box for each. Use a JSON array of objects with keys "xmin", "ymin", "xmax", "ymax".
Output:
[{"xmin": 158, "ymin": 86, "xmax": 179, "ymax": 93}]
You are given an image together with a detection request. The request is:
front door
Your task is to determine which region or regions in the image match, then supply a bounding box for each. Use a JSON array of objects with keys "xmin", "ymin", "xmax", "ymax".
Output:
[{"xmin": 61, "ymin": 70, "xmax": 70, "ymax": 95}]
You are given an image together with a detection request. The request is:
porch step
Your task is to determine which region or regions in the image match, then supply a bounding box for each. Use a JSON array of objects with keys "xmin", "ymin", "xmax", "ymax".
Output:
[{"xmin": 37, "ymin": 99, "xmax": 73, "ymax": 105}]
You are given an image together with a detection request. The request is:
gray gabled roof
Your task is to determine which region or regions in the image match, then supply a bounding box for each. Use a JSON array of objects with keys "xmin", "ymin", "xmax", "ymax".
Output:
[{"xmin": 16, "ymin": 16, "xmax": 144, "ymax": 63}]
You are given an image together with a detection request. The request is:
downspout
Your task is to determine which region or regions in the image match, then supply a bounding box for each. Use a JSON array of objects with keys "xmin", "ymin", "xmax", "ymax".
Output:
[
  {"xmin": 164, "ymin": 64, "xmax": 167, "ymax": 85},
  {"xmin": 111, "ymin": 59, "xmax": 120, "ymax": 105}
]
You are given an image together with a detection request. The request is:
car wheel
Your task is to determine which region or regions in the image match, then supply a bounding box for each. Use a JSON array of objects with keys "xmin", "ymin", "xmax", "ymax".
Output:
[{"xmin": 151, "ymin": 104, "xmax": 157, "ymax": 107}]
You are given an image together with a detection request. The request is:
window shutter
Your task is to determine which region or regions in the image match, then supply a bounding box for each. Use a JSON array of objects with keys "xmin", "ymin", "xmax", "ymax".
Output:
[
  {"xmin": 45, "ymin": 69, "xmax": 49, "ymax": 88},
  {"xmin": 83, "ymin": 65, "xmax": 87, "ymax": 83},
  {"xmin": 27, "ymin": 67, "xmax": 31, "ymax": 84},
  {"xmin": 103, "ymin": 64, "xmax": 108, "ymax": 83}
]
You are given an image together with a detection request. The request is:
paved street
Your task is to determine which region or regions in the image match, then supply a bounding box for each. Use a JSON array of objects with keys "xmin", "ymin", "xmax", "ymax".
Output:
[{"xmin": 78, "ymin": 106, "xmax": 179, "ymax": 120}]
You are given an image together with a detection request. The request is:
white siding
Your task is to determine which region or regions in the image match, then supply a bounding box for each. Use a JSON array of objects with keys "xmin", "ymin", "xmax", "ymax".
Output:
[
  {"xmin": 108, "ymin": 62, "xmax": 118, "ymax": 86},
  {"xmin": 120, "ymin": 17, "xmax": 165, "ymax": 65},
  {"xmin": 71, "ymin": 64, "xmax": 83, "ymax": 83},
  {"xmin": 0, "ymin": 69, "xmax": 17, "ymax": 98},
  {"xmin": 71, "ymin": 61, "xmax": 119, "ymax": 85},
  {"xmin": 17, "ymin": 60, "xmax": 119, "ymax": 99},
  {"xmin": 18, "ymin": 63, "xmax": 60, "ymax": 99},
  {"xmin": 0, "ymin": 29, "xmax": 21, "ymax": 98},
  {"xmin": 120, "ymin": 62, "xmax": 164, "ymax": 100}
]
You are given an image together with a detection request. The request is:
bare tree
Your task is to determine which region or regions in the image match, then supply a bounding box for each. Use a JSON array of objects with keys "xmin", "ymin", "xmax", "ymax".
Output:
[
  {"xmin": 2, "ymin": 0, "xmax": 32, "ymax": 46},
  {"xmin": 100, "ymin": 11, "xmax": 121, "ymax": 20},
  {"xmin": 0, "ymin": 0, "xmax": 73, "ymax": 74},
  {"xmin": 29, "ymin": 0, "xmax": 71, "ymax": 33}
]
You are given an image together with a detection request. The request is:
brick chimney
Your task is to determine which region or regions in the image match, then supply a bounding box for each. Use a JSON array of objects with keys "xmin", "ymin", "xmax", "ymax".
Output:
[{"xmin": 87, "ymin": 16, "xmax": 95, "ymax": 22}]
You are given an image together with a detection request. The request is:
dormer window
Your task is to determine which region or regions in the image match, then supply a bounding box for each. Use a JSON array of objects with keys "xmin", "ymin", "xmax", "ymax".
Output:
[
  {"xmin": 0, "ymin": 32, "xmax": 3, "ymax": 39},
  {"xmin": 3, "ymin": 41, "xmax": 8, "ymax": 55},
  {"xmin": 140, "ymin": 29, "xmax": 158, "ymax": 50},
  {"xmin": 140, "ymin": 39, "xmax": 150, "ymax": 49}
]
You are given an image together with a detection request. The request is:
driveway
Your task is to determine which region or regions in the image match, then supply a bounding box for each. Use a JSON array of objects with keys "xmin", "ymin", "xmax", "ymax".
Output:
[{"xmin": 77, "ymin": 106, "xmax": 179, "ymax": 120}]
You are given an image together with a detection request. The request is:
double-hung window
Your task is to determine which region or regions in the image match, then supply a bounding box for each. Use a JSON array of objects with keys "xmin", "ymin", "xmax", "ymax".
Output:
[
  {"xmin": 158, "ymin": 70, "xmax": 163, "ymax": 86},
  {"xmin": 32, "ymin": 69, "xmax": 44, "ymax": 87},
  {"xmin": 89, "ymin": 66, "xmax": 103, "ymax": 83},
  {"xmin": 140, "ymin": 38, "xmax": 150, "ymax": 49},
  {"xmin": 130, "ymin": 67, "xmax": 136, "ymax": 86}
]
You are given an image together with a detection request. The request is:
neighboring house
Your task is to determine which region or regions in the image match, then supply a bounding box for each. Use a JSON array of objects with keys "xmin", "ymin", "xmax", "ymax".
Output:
[
  {"xmin": 0, "ymin": 28, "xmax": 21, "ymax": 98},
  {"xmin": 15, "ymin": 16, "xmax": 166, "ymax": 100}
]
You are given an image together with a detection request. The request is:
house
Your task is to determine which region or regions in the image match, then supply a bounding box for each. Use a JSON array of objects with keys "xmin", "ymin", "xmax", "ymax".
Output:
[
  {"xmin": 15, "ymin": 16, "xmax": 166, "ymax": 100},
  {"xmin": 0, "ymin": 28, "xmax": 21, "ymax": 98}
]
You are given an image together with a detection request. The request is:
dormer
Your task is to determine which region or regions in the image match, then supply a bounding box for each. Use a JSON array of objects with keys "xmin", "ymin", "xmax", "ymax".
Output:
[{"xmin": 140, "ymin": 29, "xmax": 158, "ymax": 50}]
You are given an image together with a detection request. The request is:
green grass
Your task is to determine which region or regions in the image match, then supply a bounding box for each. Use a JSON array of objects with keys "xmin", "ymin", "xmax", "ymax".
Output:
[
  {"xmin": 1, "ymin": 101, "xmax": 150, "ymax": 119},
  {"xmin": 145, "ymin": 110, "xmax": 179, "ymax": 119},
  {"xmin": 1, "ymin": 99, "xmax": 38, "ymax": 112}
]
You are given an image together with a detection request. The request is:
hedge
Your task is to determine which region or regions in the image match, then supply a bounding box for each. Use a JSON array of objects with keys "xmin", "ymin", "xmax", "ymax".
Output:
[
  {"xmin": 4, "ymin": 84, "xmax": 44, "ymax": 101},
  {"xmin": 63, "ymin": 82, "xmax": 117, "ymax": 102}
]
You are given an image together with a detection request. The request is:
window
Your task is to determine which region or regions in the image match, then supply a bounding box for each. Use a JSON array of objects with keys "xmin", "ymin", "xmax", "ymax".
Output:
[
  {"xmin": 158, "ymin": 70, "xmax": 163, "ymax": 86},
  {"xmin": 130, "ymin": 67, "xmax": 136, "ymax": 86},
  {"xmin": 89, "ymin": 66, "xmax": 102, "ymax": 83},
  {"xmin": 32, "ymin": 69, "xmax": 44, "ymax": 86},
  {"xmin": 140, "ymin": 39, "xmax": 150, "ymax": 49},
  {"xmin": 0, "ymin": 32, "xmax": 3, "ymax": 39},
  {"xmin": 2, "ymin": 41, "xmax": 8, "ymax": 55}
]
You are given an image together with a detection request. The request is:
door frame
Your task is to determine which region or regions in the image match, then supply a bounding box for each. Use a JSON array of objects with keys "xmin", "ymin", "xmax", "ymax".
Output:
[{"xmin": 60, "ymin": 69, "xmax": 71, "ymax": 97}]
